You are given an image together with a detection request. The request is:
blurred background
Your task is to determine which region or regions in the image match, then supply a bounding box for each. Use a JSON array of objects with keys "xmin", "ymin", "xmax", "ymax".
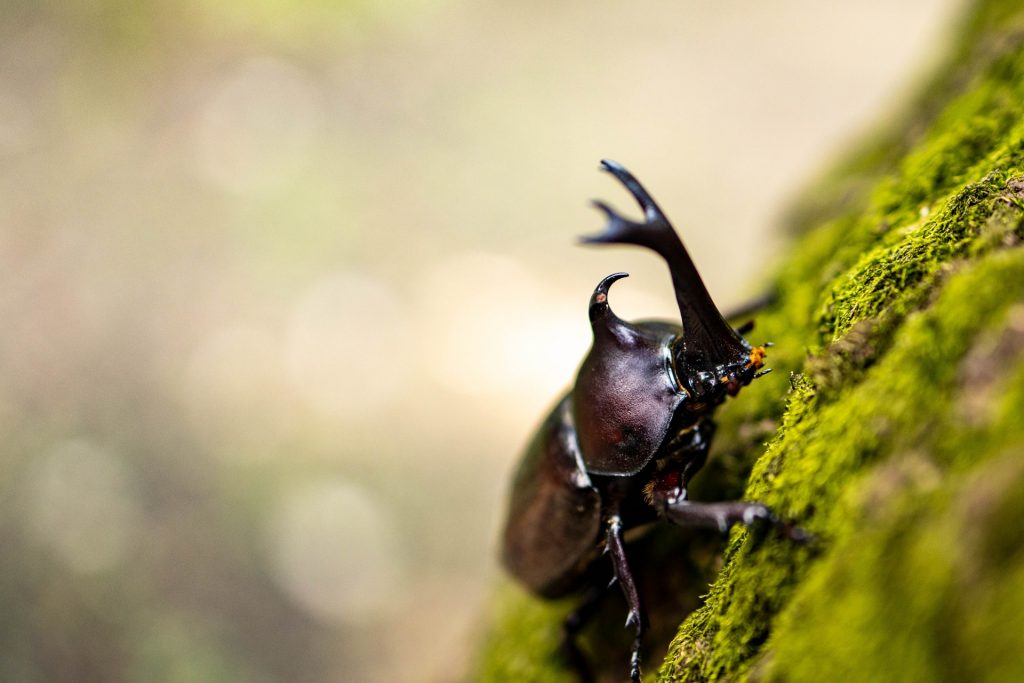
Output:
[{"xmin": 0, "ymin": 1, "xmax": 965, "ymax": 681}]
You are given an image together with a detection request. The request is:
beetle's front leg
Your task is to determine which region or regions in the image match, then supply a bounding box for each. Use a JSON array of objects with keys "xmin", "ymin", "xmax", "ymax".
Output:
[
  {"xmin": 649, "ymin": 474, "xmax": 804, "ymax": 540},
  {"xmin": 661, "ymin": 497, "xmax": 779, "ymax": 534},
  {"xmin": 605, "ymin": 514, "xmax": 645, "ymax": 683}
]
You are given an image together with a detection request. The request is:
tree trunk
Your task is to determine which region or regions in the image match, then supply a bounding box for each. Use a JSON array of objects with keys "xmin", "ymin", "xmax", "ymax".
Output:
[{"xmin": 477, "ymin": 0, "xmax": 1024, "ymax": 680}]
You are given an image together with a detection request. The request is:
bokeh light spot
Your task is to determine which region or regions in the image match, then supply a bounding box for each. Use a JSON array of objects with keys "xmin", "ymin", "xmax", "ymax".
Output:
[
  {"xmin": 182, "ymin": 323, "xmax": 292, "ymax": 460},
  {"xmin": 266, "ymin": 480, "xmax": 403, "ymax": 624},
  {"xmin": 0, "ymin": 83, "xmax": 34, "ymax": 151},
  {"xmin": 284, "ymin": 272, "xmax": 407, "ymax": 418},
  {"xmin": 25, "ymin": 439, "xmax": 141, "ymax": 574},
  {"xmin": 191, "ymin": 56, "xmax": 326, "ymax": 194},
  {"xmin": 416, "ymin": 251, "xmax": 591, "ymax": 400}
]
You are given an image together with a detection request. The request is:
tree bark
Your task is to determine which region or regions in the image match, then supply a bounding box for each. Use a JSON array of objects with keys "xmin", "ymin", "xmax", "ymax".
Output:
[{"xmin": 477, "ymin": 0, "xmax": 1024, "ymax": 680}]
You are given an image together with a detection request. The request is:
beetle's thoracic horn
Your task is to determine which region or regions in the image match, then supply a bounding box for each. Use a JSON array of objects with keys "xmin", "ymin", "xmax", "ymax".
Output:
[
  {"xmin": 588, "ymin": 272, "xmax": 634, "ymax": 342},
  {"xmin": 581, "ymin": 159, "xmax": 747, "ymax": 366}
]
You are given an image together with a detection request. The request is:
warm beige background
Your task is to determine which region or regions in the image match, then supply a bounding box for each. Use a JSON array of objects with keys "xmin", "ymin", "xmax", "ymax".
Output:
[{"xmin": 0, "ymin": 1, "xmax": 963, "ymax": 681}]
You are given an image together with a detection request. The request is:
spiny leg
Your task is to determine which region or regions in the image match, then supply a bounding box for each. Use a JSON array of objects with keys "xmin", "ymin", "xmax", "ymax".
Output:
[
  {"xmin": 605, "ymin": 515, "xmax": 645, "ymax": 683},
  {"xmin": 652, "ymin": 484, "xmax": 807, "ymax": 541}
]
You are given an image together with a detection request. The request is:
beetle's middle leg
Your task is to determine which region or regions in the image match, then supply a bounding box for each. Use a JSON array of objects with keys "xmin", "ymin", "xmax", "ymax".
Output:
[{"xmin": 605, "ymin": 514, "xmax": 645, "ymax": 683}]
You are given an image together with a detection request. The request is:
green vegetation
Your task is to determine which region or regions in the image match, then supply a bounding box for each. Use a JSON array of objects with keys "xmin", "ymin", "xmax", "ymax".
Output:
[{"xmin": 478, "ymin": 0, "xmax": 1024, "ymax": 680}]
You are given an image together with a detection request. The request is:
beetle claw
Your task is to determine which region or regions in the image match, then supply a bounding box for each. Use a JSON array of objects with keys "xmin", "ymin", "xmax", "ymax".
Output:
[{"xmin": 742, "ymin": 506, "xmax": 814, "ymax": 545}]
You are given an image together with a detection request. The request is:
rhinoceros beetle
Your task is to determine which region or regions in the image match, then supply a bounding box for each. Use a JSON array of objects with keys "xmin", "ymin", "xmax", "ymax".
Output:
[{"xmin": 501, "ymin": 160, "xmax": 795, "ymax": 683}]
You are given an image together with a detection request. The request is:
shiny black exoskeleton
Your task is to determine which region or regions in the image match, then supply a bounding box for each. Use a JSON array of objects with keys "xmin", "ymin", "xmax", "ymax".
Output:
[{"xmin": 501, "ymin": 160, "xmax": 789, "ymax": 683}]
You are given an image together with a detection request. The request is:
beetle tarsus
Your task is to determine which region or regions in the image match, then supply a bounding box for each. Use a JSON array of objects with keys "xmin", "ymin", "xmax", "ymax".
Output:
[
  {"xmin": 629, "ymin": 639, "xmax": 642, "ymax": 683},
  {"xmin": 606, "ymin": 515, "xmax": 645, "ymax": 683}
]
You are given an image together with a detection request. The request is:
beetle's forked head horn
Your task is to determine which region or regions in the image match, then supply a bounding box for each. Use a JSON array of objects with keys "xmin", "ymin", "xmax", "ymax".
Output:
[{"xmin": 581, "ymin": 159, "xmax": 749, "ymax": 368}]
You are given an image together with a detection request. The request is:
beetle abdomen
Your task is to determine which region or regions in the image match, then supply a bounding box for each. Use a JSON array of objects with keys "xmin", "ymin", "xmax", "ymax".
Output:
[{"xmin": 502, "ymin": 395, "xmax": 603, "ymax": 598}]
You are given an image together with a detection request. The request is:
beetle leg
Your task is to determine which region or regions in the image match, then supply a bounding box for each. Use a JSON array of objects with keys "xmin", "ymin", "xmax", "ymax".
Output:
[
  {"xmin": 723, "ymin": 290, "xmax": 778, "ymax": 327},
  {"xmin": 654, "ymin": 491, "xmax": 807, "ymax": 541},
  {"xmin": 662, "ymin": 498, "xmax": 772, "ymax": 532},
  {"xmin": 606, "ymin": 514, "xmax": 645, "ymax": 683},
  {"xmin": 733, "ymin": 319, "xmax": 755, "ymax": 336},
  {"xmin": 649, "ymin": 424, "xmax": 806, "ymax": 539}
]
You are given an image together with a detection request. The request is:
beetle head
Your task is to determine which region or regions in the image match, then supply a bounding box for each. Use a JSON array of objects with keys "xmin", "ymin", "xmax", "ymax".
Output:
[
  {"xmin": 677, "ymin": 341, "xmax": 771, "ymax": 410},
  {"xmin": 583, "ymin": 159, "xmax": 765, "ymax": 389}
]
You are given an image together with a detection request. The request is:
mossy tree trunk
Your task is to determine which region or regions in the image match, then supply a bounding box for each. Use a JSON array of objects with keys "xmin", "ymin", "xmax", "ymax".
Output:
[{"xmin": 477, "ymin": 1, "xmax": 1024, "ymax": 680}]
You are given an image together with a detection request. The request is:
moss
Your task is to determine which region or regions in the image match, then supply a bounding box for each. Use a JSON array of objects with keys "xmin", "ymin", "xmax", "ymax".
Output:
[
  {"xmin": 476, "ymin": 0, "xmax": 1024, "ymax": 680},
  {"xmin": 762, "ymin": 449, "xmax": 1024, "ymax": 683},
  {"xmin": 661, "ymin": 249, "xmax": 1024, "ymax": 682},
  {"xmin": 476, "ymin": 583, "xmax": 572, "ymax": 681}
]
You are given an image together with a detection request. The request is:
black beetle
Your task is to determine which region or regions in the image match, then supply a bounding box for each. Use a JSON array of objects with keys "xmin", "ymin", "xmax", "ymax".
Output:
[{"xmin": 501, "ymin": 160, "xmax": 792, "ymax": 683}]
